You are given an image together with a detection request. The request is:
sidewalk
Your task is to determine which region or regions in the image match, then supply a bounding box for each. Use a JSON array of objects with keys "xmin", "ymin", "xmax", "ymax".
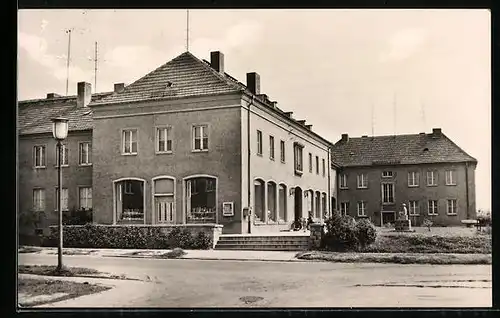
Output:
[{"xmin": 26, "ymin": 247, "xmax": 301, "ymax": 262}]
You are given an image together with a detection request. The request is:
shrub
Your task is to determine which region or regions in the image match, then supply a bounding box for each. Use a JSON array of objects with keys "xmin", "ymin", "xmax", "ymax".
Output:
[
  {"xmin": 477, "ymin": 214, "xmax": 492, "ymax": 228},
  {"xmin": 322, "ymin": 213, "xmax": 359, "ymax": 251},
  {"xmin": 41, "ymin": 225, "xmax": 212, "ymax": 250},
  {"xmin": 63, "ymin": 208, "xmax": 93, "ymax": 225},
  {"xmin": 355, "ymin": 218, "xmax": 377, "ymax": 248},
  {"xmin": 423, "ymin": 218, "xmax": 433, "ymax": 231},
  {"xmin": 160, "ymin": 248, "xmax": 186, "ymax": 259}
]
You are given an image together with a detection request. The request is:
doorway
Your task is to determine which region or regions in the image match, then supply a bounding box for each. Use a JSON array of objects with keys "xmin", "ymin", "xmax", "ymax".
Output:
[
  {"xmin": 294, "ymin": 187, "xmax": 303, "ymax": 222},
  {"xmin": 382, "ymin": 211, "xmax": 396, "ymax": 226}
]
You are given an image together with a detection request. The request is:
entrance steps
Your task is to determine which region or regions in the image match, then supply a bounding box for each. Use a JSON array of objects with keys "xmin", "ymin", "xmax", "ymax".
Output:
[{"xmin": 214, "ymin": 233, "xmax": 310, "ymax": 251}]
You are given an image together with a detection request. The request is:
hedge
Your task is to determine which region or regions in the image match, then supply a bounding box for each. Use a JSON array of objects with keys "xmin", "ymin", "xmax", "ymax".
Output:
[{"xmin": 41, "ymin": 224, "xmax": 212, "ymax": 250}]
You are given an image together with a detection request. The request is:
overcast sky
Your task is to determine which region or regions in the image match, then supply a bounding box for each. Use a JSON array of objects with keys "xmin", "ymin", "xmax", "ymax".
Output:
[{"xmin": 17, "ymin": 9, "xmax": 491, "ymax": 211}]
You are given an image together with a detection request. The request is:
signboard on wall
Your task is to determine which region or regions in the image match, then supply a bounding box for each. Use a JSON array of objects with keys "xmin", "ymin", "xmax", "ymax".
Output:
[{"xmin": 223, "ymin": 202, "xmax": 234, "ymax": 216}]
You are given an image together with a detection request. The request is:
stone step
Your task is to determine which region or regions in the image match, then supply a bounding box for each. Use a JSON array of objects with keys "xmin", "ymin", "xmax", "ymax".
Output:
[
  {"xmin": 214, "ymin": 244, "xmax": 309, "ymax": 251},
  {"xmin": 216, "ymin": 239, "xmax": 308, "ymax": 245}
]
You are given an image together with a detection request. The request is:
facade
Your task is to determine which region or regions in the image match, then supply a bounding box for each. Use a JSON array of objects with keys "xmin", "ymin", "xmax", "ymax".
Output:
[
  {"xmin": 18, "ymin": 51, "xmax": 336, "ymax": 236},
  {"xmin": 331, "ymin": 130, "xmax": 477, "ymax": 226}
]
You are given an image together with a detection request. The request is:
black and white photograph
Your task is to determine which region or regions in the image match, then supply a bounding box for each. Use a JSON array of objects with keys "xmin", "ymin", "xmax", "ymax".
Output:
[{"xmin": 17, "ymin": 8, "xmax": 491, "ymax": 308}]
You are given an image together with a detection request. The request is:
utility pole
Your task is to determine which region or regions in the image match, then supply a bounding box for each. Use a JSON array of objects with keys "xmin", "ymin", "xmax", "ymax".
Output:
[
  {"xmin": 65, "ymin": 29, "xmax": 72, "ymax": 95},
  {"xmin": 93, "ymin": 42, "xmax": 98, "ymax": 91}
]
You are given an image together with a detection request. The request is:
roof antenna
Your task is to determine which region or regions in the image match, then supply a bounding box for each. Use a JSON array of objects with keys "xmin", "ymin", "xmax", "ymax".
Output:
[
  {"xmin": 65, "ymin": 28, "xmax": 73, "ymax": 95},
  {"xmin": 186, "ymin": 9, "xmax": 190, "ymax": 52},
  {"xmin": 371, "ymin": 102, "xmax": 375, "ymax": 138}
]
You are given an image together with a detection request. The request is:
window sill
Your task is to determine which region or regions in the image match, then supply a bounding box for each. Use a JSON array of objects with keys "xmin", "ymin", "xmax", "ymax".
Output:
[
  {"xmin": 34, "ymin": 166, "xmax": 46, "ymax": 169},
  {"xmin": 382, "ymin": 202, "xmax": 395, "ymax": 205},
  {"xmin": 427, "ymin": 184, "xmax": 438, "ymax": 187},
  {"xmin": 156, "ymin": 151, "xmax": 173, "ymax": 155},
  {"xmin": 257, "ymin": 153, "xmax": 263, "ymax": 157},
  {"xmin": 447, "ymin": 213, "xmax": 458, "ymax": 216},
  {"xmin": 294, "ymin": 170, "xmax": 303, "ymax": 177},
  {"xmin": 339, "ymin": 187, "xmax": 348, "ymax": 190},
  {"xmin": 357, "ymin": 186, "xmax": 368, "ymax": 190},
  {"xmin": 270, "ymin": 157, "xmax": 275, "ymax": 161},
  {"xmin": 192, "ymin": 149, "xmax": 209, "ymax": 153},
  {"xmin": 122, "ymin": 153, "xmax": 138, "ymax": 156},
  {"xmin": 445, "ymin": 184, "xmax": 457, "ymax": 186},
  {"xmin": 280, "ymin": 160, "xmax": 285, "ymax": 164},
  {"xmin": 54, "ymin": 165, "xmax": 69, "ymax": 168},
  {"xmin": 408, "ymin": 185, "xmax": 419, "ymax": 188},
  {"xmin": 428, "ymin": 214, "xmax": 438, "ymax": 216},
  {"xmin": 79, "ymin": 163, "xmax": 93, "ymax": 166}
]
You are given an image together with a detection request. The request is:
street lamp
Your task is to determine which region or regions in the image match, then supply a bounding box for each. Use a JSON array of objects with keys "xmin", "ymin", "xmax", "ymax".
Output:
[{"xmin": 52, "ymin": 117, "xmax": 69, "ymax": 271}]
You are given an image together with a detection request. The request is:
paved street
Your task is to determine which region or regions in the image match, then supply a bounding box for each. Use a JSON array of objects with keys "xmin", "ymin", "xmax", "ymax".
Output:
[{"xmin": 19, "ymin": 254, "xmax": 491, "ymax": 308}]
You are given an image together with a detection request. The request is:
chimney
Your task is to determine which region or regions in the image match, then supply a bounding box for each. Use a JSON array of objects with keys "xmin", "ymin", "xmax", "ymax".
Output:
[
  {"xmin": 246, "ymin": 72, "xmax": 260, "ymax": 95},
  {"xmin": 210, "ymin": 51, "xmax": 224, "ymax": 73},
  {"xmin": 306, "ymin": 125, "xmax": 313, "ymax": 130},
  {"xmin": 46, "ymin": 93, "xmax": 61, "ymax": 99},
  {"xmin": 257, "ymin": 94, "xmax": 268, "ymax": 102},
  {"xmin": 341, "ymin": 133, "xmax": 349, "ymax": 142},
  {"xmin": 114, "ymin": 83, "xmax": 125, "ymax": 93},
  {"xmin": 297, "ymin": 120, "xmax": 306, "ymax": 126},
  {"xmin": 362, "ymin": 135, "xmax": 368, "ymax": 138},
  {"xmin": 271, "ymin": 101, "xmax": 278, "ymax": 108},
  {"xmin": 432, "ymin": 128, "xmax": 442, "ymax": 138},
  {"xmin": 284, "ymin": 112, "xmax": 293, "ymax": 118},
  {"xmin": 77, "ymin": 82, "xmax": 92, "ymax": 108}
]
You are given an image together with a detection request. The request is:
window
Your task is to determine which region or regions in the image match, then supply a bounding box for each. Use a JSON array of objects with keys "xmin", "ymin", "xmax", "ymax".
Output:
[
  {"xmin": 409, "ymin": 200, "xmax": 419, "ymax": 215},
  {"xmin": 357, "ymin": 173, "xmax": 368, "ymax": 189},
  {"xmin": 339, "ymin": 174, "xmax": 348, "ymax": 189},
  {"xmin": 33, "ymin": 189, "xmax": 45, "ymax": 211},
  {"xmin": 122, "ymin": 129, "xmax": 138, "ymax": 154},
  {"xmin": 55, "ymin": 144, "xmax": 69, "ymax": 166},
  {"xmin": 382, "ymin": 183, "xmax": 394, "ymax": 204},
  {"xmin": 315, "ymin": 156, "xmax": 319, "ymax": 175},
  {"xmin": 156, "ymin": 127, "xmax": 173, "ymax": 153},
  {"xmin": 79, "ymin": 142, "xmax": 92, "ymax": 165},
  {"xmin": 447, "ymin": 199, "xmax": 457, "ymax": 215},
  {"xmin": 55, "ymin": 188, "xmax": 69, "ymax": 211},
  {"xmin": 124, "ymin": 181, "xmax": 134, "ymax": 194},
  {"xmin": 408, "ymin": 172, "xmax": 419, "ymax": 187},
  {"xmin": 445, "ymin": 170, "xmax": 456, "ymax": 186},
  {"xmin": 33, "ymin": 146, "xmax": 46, "ymax": 168},
  {"xmin": 256, "ymin": 130, "xmax": 262, "ymax": 155},
  {"xmin": 357, "ymin": 201, "xmax": 366, "ymax": 217},
  {"xmin": 116, "ymin": 179, "xmax": 145, "ymax": 223},
  {"xmin": 322, "ymin": 159, "xmax": 325, "ymax": 177},
  {"xmin": 427, "ymin": 171, "xmax": 437, "ymax": 186},
  {"xmin": 79, "ymin": 187, "xmax": 92, "ymax": 210},
  {"xmin": 428, "ymin": 200, "xmax": 438, "ymax": 215},
  {"xmin": 340, "ymin": 202, "xmax": 349, "ymax": 216},
  {"xmin": 308, "ymin": 153, "xmax": 313, "ymax": 173},
  {"xmin": 280, "ymin": 140, "xmax": 285, "ymax": 163},
  {"xmin": 269, "ymin": 136, "xmax": 275, "ymax": 160},
  {"xmin": 186, "ymin": 177, "xmax": 216, "ymax": 224},
  {"xmin": 193, "ymin": 125, "xmax": 208, "ymax": 151},
  {"xmin": 294, "ymin": 143, "xmax": 304, "ymax": 174},
  {"xmin": 382, "ymin": 171, "xmax": 393, "ymax": 178}
]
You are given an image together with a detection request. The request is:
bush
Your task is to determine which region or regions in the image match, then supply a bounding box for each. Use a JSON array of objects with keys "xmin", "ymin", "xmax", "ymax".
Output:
[
  {"xmin": 63, "ymin": 208, "xmax": 92, "ymax": 225},
  {"xmin": 477, "ymin": 214, "xmax": 492, "ymax": 228},
  {"xmin": 41, "ymin": 225, "xmax": 212, "ymax": 250},
  {"xmin": 322, "ymin": 213, "xmax": 359, "ymax": 251},
  {"xmin": 355, "ymin": 218, "xmax": 377, "ymax": 248}
]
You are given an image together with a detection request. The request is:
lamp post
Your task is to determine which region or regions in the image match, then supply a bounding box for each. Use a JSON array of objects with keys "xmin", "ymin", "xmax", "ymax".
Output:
[{"xmin": 52, "ymin": 117, "xmax": 69, "ymax": 271}]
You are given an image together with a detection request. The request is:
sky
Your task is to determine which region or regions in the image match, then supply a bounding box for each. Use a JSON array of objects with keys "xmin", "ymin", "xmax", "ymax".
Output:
[{"xmin": 17, "ymin": 9, "xmax": 491, "ymax": 211}]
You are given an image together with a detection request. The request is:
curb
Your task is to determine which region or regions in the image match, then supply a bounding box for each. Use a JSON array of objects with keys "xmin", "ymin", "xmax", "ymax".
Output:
[{"xmin": 103, "ymin": 254, "xmax": 301, "ymax": 262}]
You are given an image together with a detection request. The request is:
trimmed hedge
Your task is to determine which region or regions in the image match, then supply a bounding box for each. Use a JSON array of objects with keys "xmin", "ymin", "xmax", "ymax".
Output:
[
  {"xmin": 322, "ymin": 213, "xmax": 378, "ymax": 251},
  {"xmin": 41, "ymin": 224, "xmax": 212, "ymax": 250}
]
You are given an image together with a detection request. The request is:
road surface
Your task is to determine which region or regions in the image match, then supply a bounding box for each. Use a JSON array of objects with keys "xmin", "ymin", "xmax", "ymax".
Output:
[{"xmin": 18, "ymin": 254, "xmax": 492, "ymax": 308}]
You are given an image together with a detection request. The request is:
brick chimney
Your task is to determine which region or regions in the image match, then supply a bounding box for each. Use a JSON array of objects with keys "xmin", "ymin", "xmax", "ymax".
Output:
[
  {"xmin": 432, "ymin": 128, "xmax": 442, "ymax": 138},
  {"xmin": 77, "ymin": 82, "xmax": 92, "ymax": 108},
  {"xmin": 210, "ymin": 51, "xmax": 224, "ymax": 73},
  {"xmin": 246, "ymin": 72, "xmax": 260, "ymax": 95},
  {"xmin": 306, "ymin": 125, "xmax": 312, "ymax": 130},
  {"xmin": 284, "ymin": 112, "xmax": 293, "ymax": 118},
  {"xmin": 297, "ymin": 120, "xmax": 306, "ymax": 125},
  {"xmin": 114, "ymin": 83, "xmax": 125, "ymax": 93},
  {"xmin": 341, "ymin": 133, "xmax": 349, "ymax": 142},
  {"xmin": 46, "ymin": 93, "xmax": 61, "ymax": 99}
]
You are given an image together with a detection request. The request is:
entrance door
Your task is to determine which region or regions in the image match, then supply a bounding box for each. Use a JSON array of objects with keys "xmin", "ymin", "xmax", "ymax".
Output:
[
  {"xmin": 156, "ymin": 196, "xmax": 174, "ymax": 223},
  {"xmin": 382, "ymin": 211, "xmax": 396, "ymax": 226},
  {"xmin": 294, "ymin": 187, "xmax": 303, "ymax": 222}
]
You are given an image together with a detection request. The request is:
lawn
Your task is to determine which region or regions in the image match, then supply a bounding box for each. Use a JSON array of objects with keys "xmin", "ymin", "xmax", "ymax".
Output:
[
  {"xmin": 18, "ymin": 277, "xmax": 110, "ymax": 307},
  {"xmin": 19, "ymin": 265, "xmax": 101, "ymax": 277}
]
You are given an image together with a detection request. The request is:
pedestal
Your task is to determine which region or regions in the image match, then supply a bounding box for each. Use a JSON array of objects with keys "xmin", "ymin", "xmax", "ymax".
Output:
[{"xmin": 394, "ymin": 219, "xmax": 412, "ymax": 232}]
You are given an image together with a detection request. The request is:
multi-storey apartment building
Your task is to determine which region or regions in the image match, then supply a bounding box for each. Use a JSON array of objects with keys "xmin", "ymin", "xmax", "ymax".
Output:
[
  {"xmin": 331, "ymin": 130, "xmax": 477, "ymax": 226},
  {"xmin": 18, "ymin": 51, "xmax": 336, "ymax": 236}
]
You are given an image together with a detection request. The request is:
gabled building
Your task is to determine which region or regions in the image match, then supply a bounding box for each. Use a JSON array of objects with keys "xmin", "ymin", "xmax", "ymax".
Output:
[
  {"xmin": 18, "ymin": 51, "xmax": 337, "ymax": 236},
  {"xmin": 331, "ymin": 129, "xmax": 478, "ymax": 226}
]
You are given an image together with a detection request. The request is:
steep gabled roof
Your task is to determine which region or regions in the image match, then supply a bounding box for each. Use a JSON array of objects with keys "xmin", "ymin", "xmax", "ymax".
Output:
[
  {"xmin": 90, "ymin": 52, "xmax": 244, "ymax": 106},
  {"xmin": 331, "ymin": 132, "xmax": 477, "ymax": 167},
  {"xmin": 18, "ymin": 93, "xmax": 112, "ymax": 136}
]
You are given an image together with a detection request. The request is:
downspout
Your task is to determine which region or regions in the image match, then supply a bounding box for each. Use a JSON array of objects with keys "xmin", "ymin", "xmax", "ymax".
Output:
[
  {"xmin": 327, "ymin": 146, "xmax": 331, "ymax": 218},
  {"xmin": 465, "ymin": 162, "xmax": 470, "ymax": 219},
  {"xmin": 247, "ymin": 95, "xmax": 255, "ymax": 233}
]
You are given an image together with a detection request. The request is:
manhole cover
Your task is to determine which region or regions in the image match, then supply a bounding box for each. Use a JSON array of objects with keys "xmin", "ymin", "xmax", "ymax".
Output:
[{"xmin": 239, "ymin": 296, "xmax": 264, "ymax": 304}]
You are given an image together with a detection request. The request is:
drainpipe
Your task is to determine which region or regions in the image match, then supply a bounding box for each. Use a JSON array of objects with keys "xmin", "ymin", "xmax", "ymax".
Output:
[
  {"xmin": 247, "ymin": 96, "xmax": 255, "ymax": 233},
  {"xmin": 327, "ymin": 146, "xmax": 331, "ymax": 218},
  {"xmin": 465, "ymin": 162, "xmax": 470, "ymax": 219}
]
